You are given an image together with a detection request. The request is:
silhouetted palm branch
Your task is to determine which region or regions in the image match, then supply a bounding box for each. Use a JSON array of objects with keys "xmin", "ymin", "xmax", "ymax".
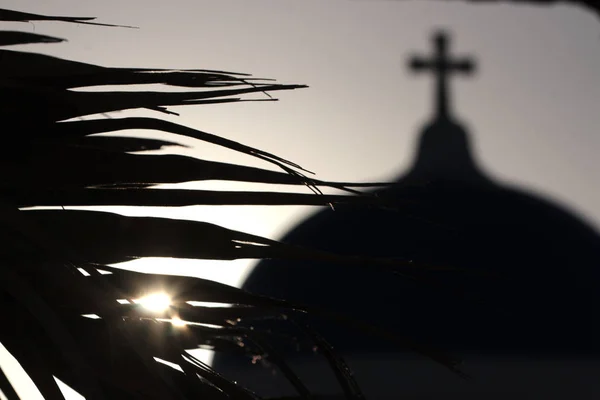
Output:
[{"xmin": 0, "ymin": 8, "xmax": 467, "ymax": 400}]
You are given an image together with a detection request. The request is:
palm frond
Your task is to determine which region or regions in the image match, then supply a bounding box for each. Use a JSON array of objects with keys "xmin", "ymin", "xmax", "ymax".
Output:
[{"xmin": 0, "ymin": 7, "xmax": 470, "ymax": 400}]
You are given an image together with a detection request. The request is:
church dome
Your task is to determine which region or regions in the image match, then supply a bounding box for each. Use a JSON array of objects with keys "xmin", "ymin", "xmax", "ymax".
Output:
[{"xmin": 213, "ymin": 31, "xmax": 600, "ymax": 399}]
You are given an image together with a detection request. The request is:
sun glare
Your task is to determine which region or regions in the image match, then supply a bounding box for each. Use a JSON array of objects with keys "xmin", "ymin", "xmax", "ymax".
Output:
[
  {"xmin": 134, "ymin": 293, "xmax": 171, "ymax": 312},
  {"xmin": 170, "ymin": 317, "xmax": 187, "ymax": 327}
]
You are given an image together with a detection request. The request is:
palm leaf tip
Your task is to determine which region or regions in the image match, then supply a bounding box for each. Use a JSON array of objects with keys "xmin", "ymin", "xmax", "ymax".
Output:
[
  {"xmin": 0, "ymin": 8, "xmax": 138, "ymax": 28},
  {"xmin": 0, "ymin": 31, "xmax": 65, "ymax": 46}
]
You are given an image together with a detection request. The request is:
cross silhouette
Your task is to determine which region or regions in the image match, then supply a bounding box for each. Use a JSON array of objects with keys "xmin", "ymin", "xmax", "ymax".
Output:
[{"xmin": 409, "ymin": 31, "xmax": 475, "ymax": 119}]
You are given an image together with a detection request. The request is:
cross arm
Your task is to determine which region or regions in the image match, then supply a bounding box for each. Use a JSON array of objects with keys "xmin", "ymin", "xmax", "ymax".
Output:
[{"xmin": 408, "ymin": 56, "xmax": 476, "ymax": 74}]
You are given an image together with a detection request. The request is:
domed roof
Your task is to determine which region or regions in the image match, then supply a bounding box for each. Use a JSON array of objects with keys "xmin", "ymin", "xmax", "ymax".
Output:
[{"xmin": 213, "ymin": 31, "xmax": 600, "ymax": 398}]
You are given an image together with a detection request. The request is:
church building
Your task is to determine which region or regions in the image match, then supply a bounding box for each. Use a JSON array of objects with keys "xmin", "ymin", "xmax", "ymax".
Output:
[{"xmin": 213, "ymin": 30, "xmax": 600, "ymax": 400}]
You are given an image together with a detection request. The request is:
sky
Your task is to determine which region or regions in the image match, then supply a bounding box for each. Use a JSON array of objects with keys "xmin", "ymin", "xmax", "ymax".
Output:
[{"xmin": 1, "ymin": 0, "xmax": 600, "ymax": 398}]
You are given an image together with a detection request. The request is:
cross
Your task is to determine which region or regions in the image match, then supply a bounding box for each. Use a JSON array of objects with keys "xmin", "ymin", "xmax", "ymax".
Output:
[{"xmin": 409, "ymin": 31, "xmax": 475, "ymax": 119}]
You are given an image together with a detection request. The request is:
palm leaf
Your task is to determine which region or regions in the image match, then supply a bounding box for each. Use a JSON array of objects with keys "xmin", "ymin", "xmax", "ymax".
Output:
[
  {"xmin": 0, "ymin": 31, "xmax": 64, "ymax": 46},
  {"xmin": 0, "ymin": 49, "xmax": 256, "ymax": 89},
  {"xmin": 0, "ymin": 7, "xmax": 137, "ymax": 28},
  {"xmin": 0, "ymin": 7, "xmax": 471, "ymax": 400}
]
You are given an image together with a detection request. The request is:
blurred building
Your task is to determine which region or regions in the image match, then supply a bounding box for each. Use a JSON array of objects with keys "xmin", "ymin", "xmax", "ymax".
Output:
[{"xmin": 212, "ymin": 30, "xmax": 600, "ymax": 399}]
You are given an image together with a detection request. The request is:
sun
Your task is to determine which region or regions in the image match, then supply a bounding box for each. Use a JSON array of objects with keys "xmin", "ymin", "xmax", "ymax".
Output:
[{"xmin": 134, "ymin": 293, "xmax": 171, "ymax": 312}]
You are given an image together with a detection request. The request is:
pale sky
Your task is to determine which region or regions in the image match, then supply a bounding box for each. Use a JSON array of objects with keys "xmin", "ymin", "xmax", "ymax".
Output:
[{"xmin": 1, "ymin": 0, "xmax": 599, "ymax": 397}]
